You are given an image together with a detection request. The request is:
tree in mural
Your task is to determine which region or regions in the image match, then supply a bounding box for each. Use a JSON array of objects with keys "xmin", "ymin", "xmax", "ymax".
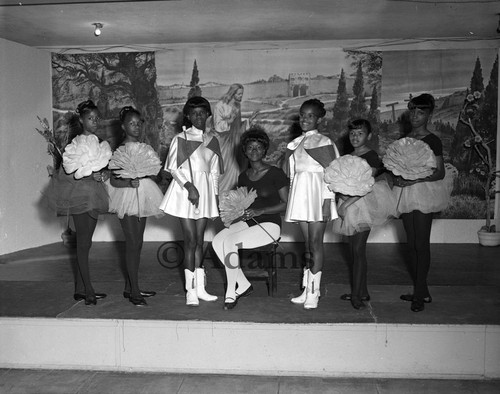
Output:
[
  {"xmin": 450, "ymin": 55, "xmax": 497, "ymax": 174},
  {"xmin": 51, "ymin": 52, "xmax": 163, "ymax": 152},
  {"xmin": 331, "ymin": 68, "xmax": 350, "ymax": 153},
  {"xmin": 345, "ymin": 50, "xmax": 382, "ymax": 91},
  {"xmin": 188, "ymin": 59, "xmax": 202, "ymax": 99},
  {"xmin": 348, "ymin": 62, "xmax": 368, "ymax": 120},
  {"xmin": 479, "ymin": 54, "xmax": 498, "ymax": 157},
  {"xmin": 470, "ymin": 56, "xmax": 484, "ymax": 94}
]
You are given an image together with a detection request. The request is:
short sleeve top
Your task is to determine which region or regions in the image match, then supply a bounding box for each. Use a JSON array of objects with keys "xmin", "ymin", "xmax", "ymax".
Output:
[{"xmin": 238, "ymin": 166, "xmax": 289, "ymax": 227}]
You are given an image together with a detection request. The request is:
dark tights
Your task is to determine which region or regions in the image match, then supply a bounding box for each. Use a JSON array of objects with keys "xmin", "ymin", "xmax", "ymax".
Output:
[
  {"xmin": 120, "ymin": 215, "xmax": 147, "ymax": 298},
  {"xmin": 348, "ymin": 230, "xmax": 370, "ymax": 300},
  {"xmin": 72, "ymin": 213, "xmax": 98, "ymax": 296},
  {"xmin": 401, "ymin": 210, "xmax": 433, "ymax": 300}
]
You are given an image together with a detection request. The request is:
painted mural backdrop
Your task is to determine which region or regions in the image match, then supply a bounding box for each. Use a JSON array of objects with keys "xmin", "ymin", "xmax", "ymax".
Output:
[{"xmin": 51, "ymin": 46, "xmax": 497, "ymax": 219}]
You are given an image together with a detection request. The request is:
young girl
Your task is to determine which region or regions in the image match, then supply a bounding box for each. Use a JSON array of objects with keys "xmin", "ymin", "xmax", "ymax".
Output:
[
  {"xmin": 108, "ymin": 106, "xmax": 164, "ymax": 306},
  {"xmin": 212, "ymin": 127, "xmax": 289, "ymax": 310},
  {"xmin": 332, "ymin": 119, "xmax": 395, "ymax": 309},
  {"xmin": 159, "ymin": 96, "xmax": 223, "ymax": 306},
  {"xmin": 46, "ymin": 100, "xmax": 110, "ymax": 305},
  {"xmin": 392, "ymin": 93, "xmax": 447, "ymax": 312},
  {"xmin": 285, "ymin": 99, "xmax": 339, "ymax": 309}
]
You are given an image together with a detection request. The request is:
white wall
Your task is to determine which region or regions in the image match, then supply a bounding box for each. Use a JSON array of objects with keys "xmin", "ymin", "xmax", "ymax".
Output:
[{"xmin": 0, "ymin": 38, "xmax": 64, "ymax": 255}]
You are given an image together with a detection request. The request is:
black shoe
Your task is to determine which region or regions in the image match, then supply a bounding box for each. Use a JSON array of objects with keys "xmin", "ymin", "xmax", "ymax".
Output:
[
  {"xmin": 411, "ymin": 299, "xmax": 425, "ymax": 312},
  {"xmin": 85, "ymin": 294, "xmax": 97, "ymax": 305},
  {"xmin": 350, "ymin": 298, "xmax": 366, "ymax": 310},
  {"xmin": 129, "ymin": 296, "xmax": 147, "ymax": 306},
  {"xmin": 224, "ymin": 297, "xmax": 238, "ymax": 310},
  {"xmin": 340, "ymin": 293, "xmax": 370, "ymax": 302},
  {"xmin": 235, "ymin": 285, "xmax": 253, "ymax": 300},
  {"xmin": 74, "ymin": 293, "xmax": 106, "ymax": 301},
  {"xmin": 400, "ymin": 294, "xmax": 432, "ymax": 303},
  {"xmin": 123, "ymin": 290, "xmax": 156, "ymax": 299}
]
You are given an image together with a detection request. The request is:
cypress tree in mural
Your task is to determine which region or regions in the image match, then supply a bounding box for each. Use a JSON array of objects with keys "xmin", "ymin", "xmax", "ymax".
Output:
[
  {"xmin": 51, "ymin": 52, "xmax": 163, "ymax": 152},
  {"xmin": 368, "ymin": 85, "xmax": 380, "ymax": 152},
  {"xmin": 349, "ymin": 62, "xmax": 368, "ymax": 119},
  {"xmin": 331, "ymin": 69, "xmax": 351, "ymax": 154},
  {"xmin": 479, "ymin": 54, "xmax": 498, "ymax": 158},
  {"xmin": 188, "ymin": 59, "xmax": 202, "ymax": 99},
  {"xmin": 470, "ymin": 57, "xmax": 485, "ymax": 94}
]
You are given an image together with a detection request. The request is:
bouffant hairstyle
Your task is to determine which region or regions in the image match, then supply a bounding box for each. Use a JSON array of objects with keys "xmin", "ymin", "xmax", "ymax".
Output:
[
  {"xmin": 119, "ymin": 106, "xmax": 141, "ymax": 123},
  {"xmin": 76, "ymin": 99, "xmax": 98, "ymax": 117},
  {"xmin": 241, "ymin": 125, "xmax": 270, "ymax": 154},
  {"xmin": 300, "ymin": 98, "xmax": 326, "ymax": 118},
  {"xmin": 348, "ymin": 118, "xmax": 372, "ymax": 134},
  {"xmin": 408, "ymin": 93, "xmax": 435, "ymax": 113}
]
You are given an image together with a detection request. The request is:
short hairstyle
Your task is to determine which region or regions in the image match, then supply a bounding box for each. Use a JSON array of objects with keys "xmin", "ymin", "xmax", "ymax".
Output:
[
  {"xmin": 348, "ymin": 118, "xmax": 372, "ymax": 134},
  {"xmin": 300, "ymin": 99, "xmax": 326, "ymax": 118},
  {"xmin": 241, "ymin": 125, "xmax": 270, "ymax": 153},
  {"xmin": 408, "ymin": 93, "xmax": 435, "ymax": 113},
  {"xmin": 183, "ymin": 96, "xmax": 212, "ymax": 119},
  {"xmin": 119, "ymin": 106, "xmax": 141, "ymax": 123},
  {"xmin": 76, "ymin": 99, "xmax": 98, "ymax": 116}
]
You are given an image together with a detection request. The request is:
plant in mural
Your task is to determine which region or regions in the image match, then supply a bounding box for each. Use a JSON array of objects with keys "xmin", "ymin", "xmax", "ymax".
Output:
[
  {"xmin": 51, "ymin": 52, "xmax": 163, "ymax": 154},
  {"xmin": 460, "ymin": 91, "xmax": 499, "ymax": 232}
]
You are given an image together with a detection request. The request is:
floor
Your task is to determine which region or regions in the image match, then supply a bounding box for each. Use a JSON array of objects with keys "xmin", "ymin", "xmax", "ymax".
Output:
[
  {"xmin": 1, "ymin": 241, "xmax": 499, "ymax": 393},
  {"xmin": 0, "ymin": 369, "xmax": 499, "ymax": 393},
  {"xmin": 0, "ymin": 241, "xmax": 499, "ymax": 324}
]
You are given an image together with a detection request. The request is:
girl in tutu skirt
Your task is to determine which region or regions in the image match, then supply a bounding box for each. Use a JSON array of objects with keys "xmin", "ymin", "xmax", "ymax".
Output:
[
  {"xmin": 285, "ymin": 99, "xmax": 340, "ymax": 309},
  {"xmin": 108, "ymin": 106, "xmax": 164, "ymax": 306},
  {"xmin": 159, "ymin": 97, "xmax": 223, "ymax": 306},
  {"xmin": 391, "ymin": 93, "xmax": 448, "ymax": 312},
  {"xmin": 45, "ymin": 100, "xmax": 110, "ymax": 305},
  {"xmin": 332, "ymin": 119, "xmax": 396, "ymax": 309}
]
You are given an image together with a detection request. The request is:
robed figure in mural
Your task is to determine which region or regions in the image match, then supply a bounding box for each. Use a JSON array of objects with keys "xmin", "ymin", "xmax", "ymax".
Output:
[{"xmin": 208, "ymin": 83, "xmax": 257, "ymax": 193}]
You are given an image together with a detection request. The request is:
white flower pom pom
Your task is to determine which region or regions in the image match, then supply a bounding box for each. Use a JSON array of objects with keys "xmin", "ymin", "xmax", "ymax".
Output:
[
  {"xmin": 63, "ymin": 134, "xmax": 112, "ymax": 179},
  {"xmin": 109, "ymin": 142, "xmax": 162, "ymax": 179},
  {"xmin": 219, "ymin": 187, "xmax": 257, "ymax": 227},
  {"xmin": 324, "ymin": 155, "xmax": 375, "ymax": 196},
  {"xmin": 382, "ymin": 137, "xmax": 436, "ymax": 180}
]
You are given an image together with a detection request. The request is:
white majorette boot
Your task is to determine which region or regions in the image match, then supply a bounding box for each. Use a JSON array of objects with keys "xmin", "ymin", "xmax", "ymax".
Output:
[
  {"xmin": 291, "ymin": 268, "xmax": 310, "ymax": 304},
  {"xmin": 304, "ymin": 271, "xmax": 322, "ymax": 310},
  {"xmin": 184, "ymin": 269, "xmax": 199, "ymax": 306},
  {"xmin": 195, "ymin": 267, "xmax": 218, "ymax": 302}
]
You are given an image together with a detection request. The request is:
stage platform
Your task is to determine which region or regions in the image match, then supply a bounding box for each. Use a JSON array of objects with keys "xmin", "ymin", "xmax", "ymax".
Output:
[{"xmin": 0, "ymin": 241, "xmax": 499, "ymax": 379}]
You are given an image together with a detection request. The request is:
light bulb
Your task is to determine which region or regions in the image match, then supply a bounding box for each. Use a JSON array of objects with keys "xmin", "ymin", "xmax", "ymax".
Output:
[{"xmin": 92, "ymin": 23, "xmax": 103, "ymax": 37}]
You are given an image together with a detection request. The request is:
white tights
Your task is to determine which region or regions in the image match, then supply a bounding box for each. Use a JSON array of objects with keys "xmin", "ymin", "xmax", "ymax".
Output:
[{"xmin": 212, "ymin": 221, "xmax": 280, "ymax": 300}]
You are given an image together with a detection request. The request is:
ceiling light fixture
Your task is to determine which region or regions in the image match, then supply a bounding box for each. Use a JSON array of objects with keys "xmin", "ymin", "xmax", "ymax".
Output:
[{"xmin": 92, "ymin": 23, "xmax": 103, "ymax": 37}]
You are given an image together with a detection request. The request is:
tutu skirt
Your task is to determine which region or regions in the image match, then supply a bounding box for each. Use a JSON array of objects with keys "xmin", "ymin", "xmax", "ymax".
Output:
[
  {"xmin": 107, "ymin": 178, "xmax": 164, "ymax": 219},
  {"xmin": 394, "ymin": 165, "xmax": 455, "ymax": 215},
  {"xmin": 43, "ymin": 168, "xmax": 109, "ymax": 219},
  {"xmin": 332, "ymin": 180, "xmax": 396, "ymax": 236}
]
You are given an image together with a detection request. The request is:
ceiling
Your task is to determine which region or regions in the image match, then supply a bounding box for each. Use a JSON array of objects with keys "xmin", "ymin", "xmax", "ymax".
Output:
[{"xmin": 0, "ymin": 0, "xmax": 499, "ymax": 51}]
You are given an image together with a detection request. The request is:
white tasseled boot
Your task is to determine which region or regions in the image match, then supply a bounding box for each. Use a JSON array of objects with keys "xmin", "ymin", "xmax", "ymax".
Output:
[
  {"xmin": 304, "ymin": 271, "xmax": 322, "ymax": 309},
  {"xmin": 290, "ymin": 268, "xmax": 310, "ymax": 304},
  {"xmin": 184, "ymin": 269, "xmax": 199, "ymax": 306},
  {"xmin": 195, "ymin": 268, "xmax": 218, "ymax": 302}
]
